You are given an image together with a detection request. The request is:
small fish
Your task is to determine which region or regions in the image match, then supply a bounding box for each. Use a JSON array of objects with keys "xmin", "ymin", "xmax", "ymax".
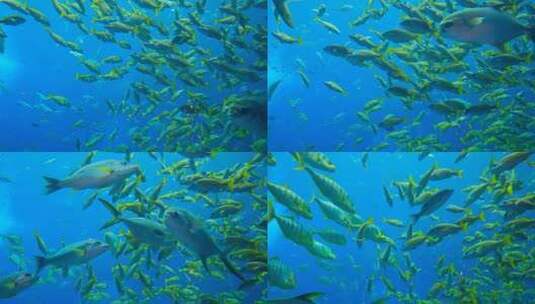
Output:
[
  {"xmin": 268, "ymin": 257, "xmax": 296, "ymax": 289},
  {"xmin": 272, "ymin": 0, "xmax": 294, "ymax": 28},
  {"xmin": 0, "ymin": 272, "xmax": 38, "ymax": 299},
  {"xmin": 272, "ymin": 31, "xmax": 302, "ymax": 44},
  {"xmin": 315, "ymin": 18, "xmax": 341, "ymax": 34},
  {"xmin": 356, "ymin": 218, "xmax": 374, "ymax": 248},
  {"xmin": 323, "ymin": 81, "xmax": 347, "ymax": 95},
  {"xmin": 411, "ymin": 189, "xmax": 454, "ymax": 223},
  {"xmin": 0, "ymin": 15, "xmax": 26, "ymax": 26}
]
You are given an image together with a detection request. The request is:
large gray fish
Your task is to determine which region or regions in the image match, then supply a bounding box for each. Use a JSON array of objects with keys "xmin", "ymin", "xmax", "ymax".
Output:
[
  {"xmin": 99, "ymin": 198, "xmax": 173, "ymax": 249},
  {"xmin": 411, "ymin": 189, "xmax": 454, "ymax": 223},
  {"xmin": 0, "ymin": 272, "xmax": 38, "ymax": 299},
  {"xmin": 35, "ymin": 239, "xmax": 109, "ymax": 275},
  {"xmin": 440, "ymin": 8, "xmax": 535, "ymax": 46},
  {"xmin": 164, "ymin": 208, "xmax": 247, "ymax": 283},
  {"xmin": 44, "ymin": 160, "xmax": 141, "ymax": 194}
]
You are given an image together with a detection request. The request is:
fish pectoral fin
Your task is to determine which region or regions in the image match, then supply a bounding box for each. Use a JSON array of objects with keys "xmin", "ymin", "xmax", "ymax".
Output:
[
  {"xmin": 97, "ymin": 166, "xmax": 114, "ymax": 175},
  {"xmin": 75, "ymin": 248, "xmax": 87, "ymax": 257},
  {"xmin": 7, "ymin": 281, "xmax": 16, "ymax": 290},
  {"xmin": 466, "ymin": 17, "xmax": 484, "ymax": 28}
]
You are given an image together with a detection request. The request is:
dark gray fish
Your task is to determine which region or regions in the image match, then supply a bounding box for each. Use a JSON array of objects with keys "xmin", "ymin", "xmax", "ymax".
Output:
[
  {"xmin": 411, "ymin": 189, "xmax": 454, "ymax": 223},
  {"xmin": 164, "ymin": 208, "xmax": 248, "ymax": 283},
  {"xmin": 440, "ymin": 8, "xmax": 535, "ymax": 46}
]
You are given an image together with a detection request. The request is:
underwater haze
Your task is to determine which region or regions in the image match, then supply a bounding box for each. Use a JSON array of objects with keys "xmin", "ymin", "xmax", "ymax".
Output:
[
  {"xmin": 268, "ymin": 152, "xmax": 534, "ymax": 303},
  {"xmin": 268, "ymin": 0, "xmax": 535, "ymax": 151},
  {"xmin": 0, "ymin": 0, "xmax": 266, "ymax": 152},
  {"xmin": 0, "ymin": 152, "xmax": 267, "ymax": 303}
]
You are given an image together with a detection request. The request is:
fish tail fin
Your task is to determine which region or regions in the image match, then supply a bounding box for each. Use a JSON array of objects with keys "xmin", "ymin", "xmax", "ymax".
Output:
[
  {"xmin": 35, "ymin": 256, "xmax": 47, "ymax": 273},
  {"xmin": 294, "ymin": 292, "xmax": 325, "ymax": 303},
  {"xmin": 99, "ymin": 198, "xmax": 122, "ymax": 230},
  {"xmin": 479, "ymin": 212, "xmax": 486, "ymax": 222},
  {"xmin": 43, "ymin": 176, "xmax": 63, "ymax": 194},
  {"xmin": 219, "ymin": 252, "xmax": 246, "ymax": 282},
  {"xmin": 267, "ymin": 199, "xmax": 275, "ymax": 222},
  {"xmin": 457, "ymin": 170, "xmax": 464, "ymax": 178},
  {"xmin": 99, "ymin": 198, "xmax": 121, "ymax": 218},
  {"xmin": 291, "ymin": 152, "xmax": 306, "ymax": 170}
]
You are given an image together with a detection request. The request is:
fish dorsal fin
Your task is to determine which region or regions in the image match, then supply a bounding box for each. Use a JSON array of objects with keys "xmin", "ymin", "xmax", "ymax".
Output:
[{"xmin": 466, "ymin": 17, "xmax": 484, "ymax": 28}]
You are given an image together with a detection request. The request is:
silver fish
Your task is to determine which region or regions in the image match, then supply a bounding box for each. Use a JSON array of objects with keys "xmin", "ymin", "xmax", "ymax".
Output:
[{"xmin": 43, "ymin": 159, "xmax": 140, "ymax": 194}]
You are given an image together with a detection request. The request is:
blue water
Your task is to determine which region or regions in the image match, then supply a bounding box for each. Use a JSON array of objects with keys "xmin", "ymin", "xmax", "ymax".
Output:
[
  {"xmin": 268, "ymin": 1, "xmax": 535, "ymax": 151},
  {"xmin": 0, "ymin": 152, "xmax": 264, "ymax": 303},
  {"xmin": 0, "ymin": 1, "xmax": 265, "ymax": 151},
  {"xmin": 268, "ymin": 152, "xmax": 534, "ymax": 303}
]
